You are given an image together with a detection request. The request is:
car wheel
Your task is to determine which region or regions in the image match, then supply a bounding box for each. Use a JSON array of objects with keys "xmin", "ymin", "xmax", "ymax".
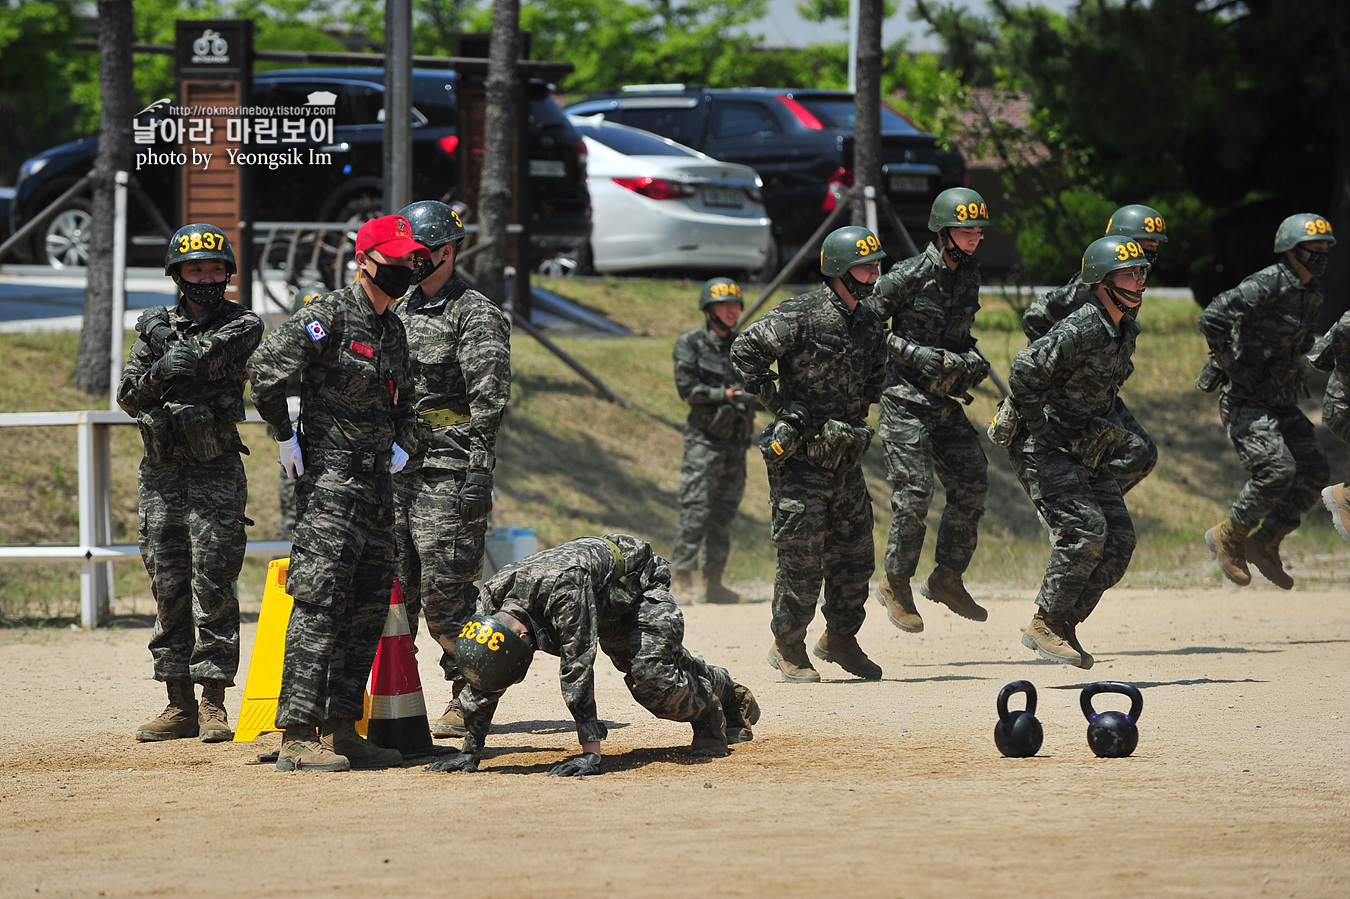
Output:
[
  {"xmin": 44, "ymin": 199, "xmax": 93, "ymax": 269},
  {"xmin": 750, "ymin": 237, "xmax": 780, "ymax": 284},
  {"xmin": 537, "ymin": 242, "xmax": 591, "ymax": 278}
]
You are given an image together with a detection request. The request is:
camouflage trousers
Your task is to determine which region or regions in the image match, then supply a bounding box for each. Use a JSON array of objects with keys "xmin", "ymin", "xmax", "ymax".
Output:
[
  {"xmin": 277, "ymin": 478, "xmax": 396, "ymax": 727},
  {"xmin": 878, "ymin": 393, "xmax": 987, "ymax": 578},
  {"xmin": 277, "ymin": 469, "xmax": 297, "ymax": 541},
  {"xmin": 1009, "ymin": 446, "xmax": 1135, "ymax": 623},
  {"xmin": 394, "ymin": 466, "xmax": 487, "ymax": 681},
  {"xmin": 1218, "ymin": 388, "xmax": 1330, "ymax": 530},
  {"xmin": 1109, "ymin": 397, "xmax": 1158, "ymax": 495},
  {"xmin": 767, "ymin": 456, "xmax": 874, "ymax": 645},
  {"xmin": 1324, "ymin": 375, "xmax": 1350, "ymax": 446},
  {"xmin": 138, "ymin": 454, "xmax": 248, "ymax": 684},
  {"xmin": 671, "ymin": 434, "xmax": 747, "ymax": 572}
]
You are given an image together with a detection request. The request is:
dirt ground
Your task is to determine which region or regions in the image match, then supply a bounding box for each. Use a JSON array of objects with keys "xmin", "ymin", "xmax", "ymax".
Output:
[{"xmin": 2, "ymin": 579, "xmax": 1348, "ymax": 899}]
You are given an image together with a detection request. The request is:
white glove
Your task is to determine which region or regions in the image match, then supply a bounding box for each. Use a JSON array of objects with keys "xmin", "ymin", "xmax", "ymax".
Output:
[
  {"xmin": 277, "ymin": 435, "xmax": 305, "ymax": 479},
  {"xmin": 389, "ymin": 442, "xmax": 409, "ymax": 474}
]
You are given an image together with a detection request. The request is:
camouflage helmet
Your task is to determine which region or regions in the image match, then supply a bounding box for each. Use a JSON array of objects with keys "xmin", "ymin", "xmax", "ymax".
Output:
[
  {"xmin": 1106, "ymin": 204, "xmax": 1169, "ymax": 243},
  {"xmin": 455, "ymin": 613, "xmax": 534, "ymax": 694},
  {"xmin": 820, "ymin": 225, "xmax": 886, "ymax": 277},
  {"xmin": 1081, "ymin": 235, "xmax": 1150, "ymax": 285},
  {"xmin": 398, "ymin": 200, "xmax": 468, "ymax": 250},
  {"xmin": 164, "ymin": 223, "xmax": 236, "ymax": 276},
  {"xmin": 928, "ymin": 187, "xmax": 990, "ymax": 231},
  {"xmin": 699, "ymin": 277, "xmax": 744, "ymax": 312},
  {"xmin": 1273, "ymin": 213, "xmax": 1336, "ymax": 253}
]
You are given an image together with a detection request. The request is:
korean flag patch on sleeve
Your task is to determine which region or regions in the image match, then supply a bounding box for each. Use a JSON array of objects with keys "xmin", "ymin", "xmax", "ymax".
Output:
[{"xmin": 305, "ymin": 320, "xmax": 327, "ymax": 342}]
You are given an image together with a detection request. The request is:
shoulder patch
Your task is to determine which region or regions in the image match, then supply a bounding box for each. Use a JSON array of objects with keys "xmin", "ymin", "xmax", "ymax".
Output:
[{"xmin": 305, "ymin": 320, "xmax": 327, "ymax": 342}]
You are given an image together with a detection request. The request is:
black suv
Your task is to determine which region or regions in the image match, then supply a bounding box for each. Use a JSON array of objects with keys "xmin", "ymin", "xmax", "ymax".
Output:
[
  {"xmin": 7, "ymin": 68, "xmax": 591, "ymax": 269},
  {"xmin": 565, "ymin": 86, "xmax": 966, "ymax": 259}
]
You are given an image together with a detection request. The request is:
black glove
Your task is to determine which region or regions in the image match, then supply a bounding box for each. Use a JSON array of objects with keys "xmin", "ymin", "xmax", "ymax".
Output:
[
  {"xmin": 150, "ymin": 344, "xmax": 200, "ymax": 382},
  {"xmin": 425, "ymin": 751, "xmax": 479, "ymax": 773},
  {"xmin": 776, "ymin": 400, "xmax": 810, "ymax": 430},
  {"xmin": 548, "ymin": 752, "xmax": 602, "ymax": 777},
  {"xmin": 889, "ymin": 335, "xmax": 943, "ymax": 379},
  {"xmin": 135, "ymin": 307, "xmax": 175, "ymax": 352},
  {"xmin": 459, "ymin": 469, "xmax": 493, "ymax": 521}
]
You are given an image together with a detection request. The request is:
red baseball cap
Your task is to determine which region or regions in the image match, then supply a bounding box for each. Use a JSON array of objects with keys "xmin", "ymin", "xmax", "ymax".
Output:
[{"xmin": 355, "ymin": 215, "xmax": 430, "ymax": 259}]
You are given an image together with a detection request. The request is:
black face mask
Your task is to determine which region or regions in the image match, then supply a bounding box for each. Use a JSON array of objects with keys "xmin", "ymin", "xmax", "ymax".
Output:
[
  {"xmin": 367, "ymin": 260, "xmax": 415, "ymax": 298},
  {"xmin": 941, "ymin": 229, "xmax": 975, "ymax": 265},
  {"xmin": 1298, "ymin": 247, "xmax": 1330, "ymax": 277},
  {"xmin": 176, "ymin": 276, "xmax": 229, "ymax": 307},
  {"xmin": 411, "ymin": 253, "xmax": 447, "ymax": 285},
  {"xmin": 1142, "ymin": 247, "xmax": 1160, "ymax": 267},
  {"xmin": 839, "ymin": 271, "xmax": 875, "ymax": 301}
]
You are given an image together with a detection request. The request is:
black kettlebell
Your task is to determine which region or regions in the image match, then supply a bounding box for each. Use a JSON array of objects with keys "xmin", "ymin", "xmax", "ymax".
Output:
[
  {"xmin": 994, "ymin": 680, "xmax": 1043, "ymax": 758},
  {"xmin": 1080, "ymin": 681, "xmax": 1143, "ymax": 758}
]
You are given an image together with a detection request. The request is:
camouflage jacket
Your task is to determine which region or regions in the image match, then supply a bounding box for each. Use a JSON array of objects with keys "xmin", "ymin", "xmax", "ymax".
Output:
[
  {"xmin": 393, "ymin": 277, "xmax": 511, "ymax": 473},
  {"xmin": 866, "ymin": 242, "xmax": 986, "ymax": 407},
  {"xmin": 674, "ymin": 323, "xmax": 757, "ymax": 447},
  {"xmin": 730, "ymin": 285, "xmax": 887, "ymax": 428},
  {"xmin": 118, "ymin": 298, "xmax": 263, "ymax": 462},
  {"xmin": 248, "ymin": 282, "xmax": 414, "ymax": 501},
  {"xmin": 1198, "ymin": 259, "xmax": 1322, "ymax": 402},
  {"xmin": 1309, "ymin": 310, "xmax": 1350, "ymax": 383},
  {"xmin": 1021, "ymin": 271, "xmax": 1089, "ymax": 343},
  {"xmin": 459, "ymin": 536, "xmax": 674, "ymax": 752},
  {"xmin": 1009, "ymin": 296, "xmax": 1138, "ymax": 450}
]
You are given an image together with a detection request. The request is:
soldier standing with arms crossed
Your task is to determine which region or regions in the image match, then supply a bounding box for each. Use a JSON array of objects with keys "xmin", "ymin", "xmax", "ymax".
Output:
[
  {"xmin": 249, "ymin": 214, "xmax": 425, "ymax": 771},
  {"xmin": 392, "ymin": 200, "xmax": 511, "ymax": 738},
  {"xmin": 121, "ymin": 224, "xmax": 262, "ymax": 743}
]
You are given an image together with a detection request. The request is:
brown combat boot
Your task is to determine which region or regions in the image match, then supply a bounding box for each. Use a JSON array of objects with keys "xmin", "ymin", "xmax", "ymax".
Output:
[
  {"xmin": 1020, "ymin": 610, "xmax": 1084, "ymax": 667},
  {"xmin": 921, "ymin": 565, "xmax": 988, "ymax": 621},
  {"xmin": 702, "ymin": 568, "xmax": 741, "ymax": 604},
  {"xmin": 671, "ymin": 568, "xmax": 696, "ymax": 604},
  {"xmin": 321, "ymin": 718, "xmax": 403, "ymax": 770},
  {"xmin": 877, "ymin": 574, "xmax": 923, "ymax": 633},
  {"xmin": 1060, "ymin": 619, "xmax": 1094, "ymax": 670},
  {"xmin": 431, "ymin": 682, "xmax": 467, "ymax": 738},
  {"xmin": 690, "ymin": 696, "xmax": 729, "ymax": 757},
  {"xmin": 198, "ymin": 679, "xmax": 233, "ymax": 743},
  {"xmin": 724, "ymin": 683, "xmax": 761, "ymax": 744},
  {"xmin": 276, "ymin": 725, "xmax": 350, "ymax": 772},
  {"xmin": 813, "ymin": 630, "xmax": 882, "ymax": 680},
  {"xmin": 1205, "ymin": 515, "xmax": 1252, "ymax": 586},
  {"xmin": 767, "ymin": 641, "xmax": 821, "ymax": 683},
  {"xmin": 1324, "ymin": 484, "xmax": 1350, "ymax": 544},
  {"xmin": 135, "ymin": 680, "xmax": 199, "ymax": 742},
  {"xmin": 1246, "ymin": 523, "xmax": 1295, "ymax": 590}
]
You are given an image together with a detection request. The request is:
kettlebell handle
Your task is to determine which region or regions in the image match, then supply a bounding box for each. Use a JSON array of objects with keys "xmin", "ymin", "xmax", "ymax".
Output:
[
  {"xmin": 997, "ymin": 679, "xmax": 1037, "ymax": 723},
  {"xmin": 1080, "ymin": 681, "xmax": 1143, "ymax": 723}
]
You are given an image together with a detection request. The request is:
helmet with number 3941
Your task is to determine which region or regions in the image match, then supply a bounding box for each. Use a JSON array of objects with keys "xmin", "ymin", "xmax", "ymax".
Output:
[
  {"xmin": 928, "ymin": 187, "xmax": 990, "ymax": 231},
  {"xmin": 1081, "ymin": 235, "xmax": 1149, "ymax": 285},
  {"xmin": 820, "ymin": 225, "xmax": 886, "ymax": 277},
  {"xmin": 1273, "ymin": 213, "xmax": 1336, "ymax": 253}
]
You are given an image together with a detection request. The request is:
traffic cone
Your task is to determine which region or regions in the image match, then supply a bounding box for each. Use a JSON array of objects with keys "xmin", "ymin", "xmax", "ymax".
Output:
[{"xmin": 363, "ymin": 578, "xmax": 434, "ymax": 753}]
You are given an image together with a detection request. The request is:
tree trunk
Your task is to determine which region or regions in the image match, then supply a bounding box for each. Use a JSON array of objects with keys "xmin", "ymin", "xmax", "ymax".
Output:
[
  {"xmin": 476, "ymin": 0, "xmax": 520, "ymax": 308},
  {"xmin": 851, "ymin": 0, "xmax": 883, "ymax": 233},
  {"xmin": 75, "ymin": 0, "xmax": 134, "ymax": 395}
]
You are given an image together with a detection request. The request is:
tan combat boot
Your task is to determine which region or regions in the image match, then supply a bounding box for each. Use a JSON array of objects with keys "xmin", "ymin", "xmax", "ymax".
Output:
[
  {"xmin": 276, "ymin": 725, "xmax": 350, "ymax": 772},
  {"xmin": 813, "ymin": 630, "xmax": 883, "ymax": 680},
  {"xmin": 322, "ymin": 718, "xmax": 403, "ymax": 770},
  {"xmin": 1020, "ymin": 609, "xmax": 1084, "ymax": 667},
  {"xmin": 198, "ymin": 679, "xmax": 233, "ymax": 743},
  {"xmin": 1205, "ymin": 515, "xmax": 1252, "ymax": 586},
  {"xmin": 1060, "ymin": 619, "xmax": 1094, "ymax": 670},
  {"xmin": 690, "ymin": 696, "xmax": 729, "ymax": 757},
  {"xmin": 671, "ymin": 568, "xmax": 696, "ymax": 604},
  {"xmin": 1324, "ymin": 483, "xmax": 1350, "ymax": 544},
  {"xmin": 724, "ymin": 683, "xmax": 761, "ymax": 744},
  {"xmin": 877, "ymin": 573, "xmax": 923, "ymax": 633},
  {"xmin": 702, "ymin": 568, "xmax": 741, "ymax": 604},
  {"xmin": 767, "ymin": 641, "xmax": 821, "ymax": 683},
  {"xmin": 1246, "ymin": 523, "xmax": 1295, "ymax": 590},
  {"xmin": 431, "ymin": 681, "xmax": 467, "ymax": 738},
  {"xmin": 135, "ymin": 680, "xmax": 199, "ymax": 742},
  {"xmin": 921, "ymin": 565, "xmax": 989, "ymax": 621}
]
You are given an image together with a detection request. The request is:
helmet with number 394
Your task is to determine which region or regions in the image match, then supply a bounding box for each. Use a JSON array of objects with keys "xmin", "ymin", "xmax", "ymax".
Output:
[
  {"xmin": 928, "ymin": 187, "xmax": 991, "ymax": 231},
  {"xmin": 164, "ymin": 223, "xmax": 236, "ymax": 277},
  {"xmin": 699, "ymin": 276, "xmax": 744, "ymax": 312},
  {"xmin": 1105, "ymin": 204, "xmax": 1169, "ymax": 244},
  {"xmin": 1273, "ymin": 213, "xmax": 1336, "ymax": 253},
  {"xmin": 455, "ymin": 613, "xmax": 535, "ymax": 694},
  {"xmin": 820, "ymin": 225, "xmax": 886, "ymax": 277},
  {"xmin": 1081, "ymin": 235, "xmax": 1149, "ymax": 285}
]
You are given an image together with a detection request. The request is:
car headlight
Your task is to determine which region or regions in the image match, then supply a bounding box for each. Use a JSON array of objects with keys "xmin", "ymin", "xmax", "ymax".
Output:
[{"xmin": 19, "ymin": 157, "xmax": 49, "ymax": 179}]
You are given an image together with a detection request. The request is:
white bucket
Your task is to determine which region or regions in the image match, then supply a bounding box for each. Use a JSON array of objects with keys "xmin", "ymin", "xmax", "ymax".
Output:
[{"xmin": 482, "ymin": 527, "xmax": 539, "ymax": 580}]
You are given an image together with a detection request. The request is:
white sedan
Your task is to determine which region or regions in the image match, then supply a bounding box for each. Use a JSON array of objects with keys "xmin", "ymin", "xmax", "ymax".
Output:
[{"xmin": 567, "ymin": 115, "xmax": 773, "ymax": 276}]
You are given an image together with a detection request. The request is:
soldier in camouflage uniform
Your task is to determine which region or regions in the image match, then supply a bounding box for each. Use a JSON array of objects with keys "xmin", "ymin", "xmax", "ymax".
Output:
[
  {"xmin": 249, "ymin": 215, "xmax": 426, "ymax": 772},
  {"xmin": 1006, "ymin": 236, "xmax": 1150, "ymax": 669},
  {"xmin": 731, "ymin": 225, "xmax": 889, "ymax": 683},
  {"xmin": 1021, "ymin": 204, "xmax": 1169, "ymax": 494},
  {"xmin": 867, "ymin": 187, "xmax": 994, "ymax": 635},
  {"xmin": 1310, "ymin": 310, "xmax": 1350, "ymax": 542},
  {"xmin": 274, "ymin": 282, "xmax": 326, "ymax": 540},
  {"xmin": 392, "ymin": 200, "xmax": 511, "ymax": 739},
  {"xmin": 423, "ymin": 535, "xmax": 759, "ymax": 776},
  {"xmin": 120, "ymin": 224, "xmax": 262, "ymax": 744},
  {"xmin": 1198, "ymin": 213, "xmax": 1334, "ymax": 588},
  {"xmin": 671, "ymin": 277, "xmax": 758, "ymax": 604}
]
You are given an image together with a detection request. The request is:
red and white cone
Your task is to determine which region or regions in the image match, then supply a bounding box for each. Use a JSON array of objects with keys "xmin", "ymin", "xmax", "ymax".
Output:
[{"xmin": 365, "ymin": 578, "xmax": 434, "ymax": 753}]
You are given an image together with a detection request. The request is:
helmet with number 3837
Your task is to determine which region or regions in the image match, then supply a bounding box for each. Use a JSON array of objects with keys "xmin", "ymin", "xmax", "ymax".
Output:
[
  {"xmin": 1273, "ymin": 213, "xmax": 1336, "ymax": 253},
  {"xmin": 1081, "ymin": 235, "xmax": 1149, "ymax": 285},
  {"xmin": 820, "ymin": 225, "xmax": 886, "ymax": 277},
  {"xmin": 164, "ymin": 223, "xmax": 236, "ymax": 277}
]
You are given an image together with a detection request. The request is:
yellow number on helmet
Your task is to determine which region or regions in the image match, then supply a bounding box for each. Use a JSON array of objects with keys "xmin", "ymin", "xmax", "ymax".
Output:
[
  {"xmin": 979, "ymin": 203, "xmax": 988, "ymax": 219},
  {"xmin": 867, "ymin": 235, "xmax": 880, "ymax": 251},
  {"xmin": 956, "ymin": 204, "xmax": 968, "ymax": 221},
  {"xmin": 1317, "ymin": 219, "xmax": 1330, "ymax": 234},
  {"xmin": 189, "ymin": 232, "xmax": 202, "ymax": 250},
  {"xmin": 1305, "ymin": 220, "xmax": 1319, "ymax": 235},
  {"xmin": 1115, "ymin": 244, "xmax": 1130, "ymax": 262},
  {"xmin": 476, "ymin": 628, "xmax": 491, "ymax": 644},
  {"xmin": 488, "ymin": 632, "xmax": 504, "ymax": 651},
  {"xmin": 1128, "ymin": 241, "xmax": 1141, "ymax": 257},
  {"xmin": 1104, "ymin": 217, "xmax": 1114, "ymax": 235},
  {"xmin": 854, "ymin": 238, "xmax": 871, "ymax": 256},
  {"xmin": 178, "ymin": 235, "xmax": 190, "ymax": 253},
  {"xmin": 451, "ymin": 210, "xmax": 463, "ymax": 227}
]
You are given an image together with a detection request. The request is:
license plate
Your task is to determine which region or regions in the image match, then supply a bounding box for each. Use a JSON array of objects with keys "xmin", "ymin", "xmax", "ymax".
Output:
[
  {"xmin": 889, "ymin": 174, "xmax": 929, "ymax": 193},
  {"xmin": 704, "ymin": 186, "xmax": 744, "ymax": 208},
  {"xmin": 529, "ymin": 159, "xmax": 566, "ymax": 177}
]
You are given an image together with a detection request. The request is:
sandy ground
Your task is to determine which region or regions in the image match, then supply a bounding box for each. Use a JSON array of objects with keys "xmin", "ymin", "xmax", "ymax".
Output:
[{"xmin": 2, "ymin": 580, "xmax": 1348, "ymax": 899}]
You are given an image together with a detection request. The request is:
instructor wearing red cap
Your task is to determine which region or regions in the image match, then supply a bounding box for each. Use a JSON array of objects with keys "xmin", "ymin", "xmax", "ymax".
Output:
[{"xmin": 248, "ymin": 214, "xmax": 430, "ymax": 771}]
